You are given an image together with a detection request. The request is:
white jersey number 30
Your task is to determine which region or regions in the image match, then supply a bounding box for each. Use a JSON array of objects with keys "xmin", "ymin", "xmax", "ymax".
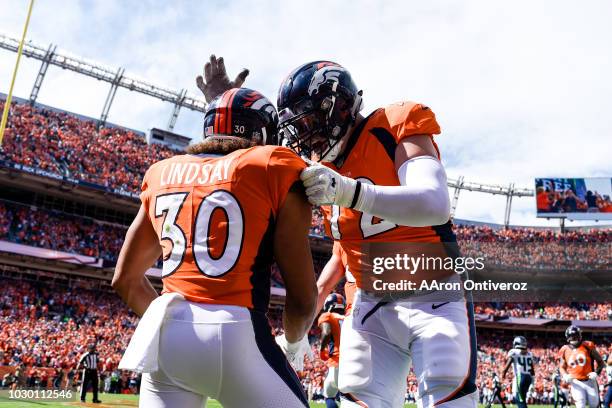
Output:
[{"xmin": 155, "ymin": 191, "xmax": 244, "ymax": 278}]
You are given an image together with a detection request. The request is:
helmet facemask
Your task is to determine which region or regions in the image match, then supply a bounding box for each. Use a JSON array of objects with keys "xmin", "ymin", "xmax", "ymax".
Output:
[
  {"xmin": 567, "ymin": 333, "xmax": 582, "ymax": 346},
  {"xmin": 278, "ymin": 90, "xmax": 361, "ymax": 162}
]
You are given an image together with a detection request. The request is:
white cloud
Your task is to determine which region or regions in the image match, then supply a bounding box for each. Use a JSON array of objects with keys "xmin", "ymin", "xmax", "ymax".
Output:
[{"xmin": 0, "ymin": 0, "xmax": 610, "ymax": 226}]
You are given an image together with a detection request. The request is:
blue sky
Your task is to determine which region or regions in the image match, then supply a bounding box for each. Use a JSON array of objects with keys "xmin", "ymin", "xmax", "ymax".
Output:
[{"xmin": 1, "ymin": 0, "xmax": 611, "ymax": 226}]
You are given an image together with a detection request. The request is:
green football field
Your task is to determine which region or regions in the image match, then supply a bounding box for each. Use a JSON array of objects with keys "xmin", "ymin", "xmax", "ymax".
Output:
[{"xmin": 0, "ymin": 393, "xmax": 557, "ymax": 408}]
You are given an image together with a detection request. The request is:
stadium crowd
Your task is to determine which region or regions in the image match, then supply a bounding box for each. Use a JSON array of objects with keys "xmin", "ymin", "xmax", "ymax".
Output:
[
  {"xmin": 0, "ymin": 276, "xmax": 139, "ymax": 392},
  {"xmin": 454, "ymin": 223, "xmax": 611, "ymax": 270},
  {"xmin": 0, "ymin": 201, "xmax": 125, "ymax": 262},
  {"xmin": 0, "ymin": 99, "xmax": 176, "ymax": 194},
  {"xmin": 1, "ymin": 274, "xmax": 610, "ymax": 403},
  {"xmin": 475, "ymin": 302, "xmax": 612, "ymax": 320},
  {"xmin": 2, "ymin": 199, "xmax": 610, "ymax": 271},
  {"xmin": 1, "ymin": 97, "xmax": 611, "ymax": 403}
]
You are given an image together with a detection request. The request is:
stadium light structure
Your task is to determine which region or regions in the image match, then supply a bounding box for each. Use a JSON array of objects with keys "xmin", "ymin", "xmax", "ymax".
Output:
[
  {"xmin": 0, "ymin": 32, "xmax": 539, "ymax": 226},
  {"xmin": 0, "ymin": 33, "xmax": 207, "ymax": 129},
  {"xmin": 447, "ymin": 177, "xmax": 534, "ymax": 227}
]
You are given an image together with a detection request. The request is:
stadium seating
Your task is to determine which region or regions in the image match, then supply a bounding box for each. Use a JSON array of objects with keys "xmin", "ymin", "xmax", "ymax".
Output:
[
  {"xmin": 1, "ymin": 275, "xmax": 610, "ymax": 401},
  {"xmin": 0, "ymin": 99, "xmax": 176, "ymax": 194},
  {"xmin": 1, "ymin": 97, "xmax": 611, "ymax": 403}
]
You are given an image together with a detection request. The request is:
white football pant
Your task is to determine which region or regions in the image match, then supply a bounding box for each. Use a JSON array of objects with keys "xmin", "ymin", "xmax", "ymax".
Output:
[
  {"xmin": 324, "ymin": 366, "xmax": 340, "ymax": 398},
  {"xmin": 338, "ymin": 289, "xmax": 478, "ymax": 408},
  {"xmin": 570, "ymin": 378, "xmax": 600, "ymax": 408},
  {"xmin": 138, "ymin": 300, "xmax": 308, "ymax": 408}
]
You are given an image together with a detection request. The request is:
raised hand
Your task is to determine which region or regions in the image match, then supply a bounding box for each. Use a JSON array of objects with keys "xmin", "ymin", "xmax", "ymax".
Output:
[{"xmin": 196, "ymin": 55, "xmax": 249, "ymax": 103}]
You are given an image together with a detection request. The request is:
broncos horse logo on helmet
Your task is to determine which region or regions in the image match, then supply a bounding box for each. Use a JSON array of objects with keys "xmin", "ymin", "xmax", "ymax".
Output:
[
  {"xmin": 203, "ymin": 88, "xmax": 278, "ymax": 145},
  {"xmin": 277, "ymin": 61, "xmax": 363, "ymax": 162}
]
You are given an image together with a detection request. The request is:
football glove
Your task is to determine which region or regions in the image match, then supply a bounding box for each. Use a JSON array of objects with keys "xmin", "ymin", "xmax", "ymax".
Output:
[
  {"xmin": 300, "ymin": 159, "xmax": 359, "ymax": 207},
  {"xmin": 196, "ymin": 55, "xmax": 249, "ymax": 103},
  {"xmin": 275, "ymin": 334, "xmax": 313, "ymax": 372},
  {"xmin": 587, "ymin": 372, "xmax": 598, "ymax": 380},
  {"xmin": 562, "ymin": 373, "xmax": 573, "ymax": 383}
]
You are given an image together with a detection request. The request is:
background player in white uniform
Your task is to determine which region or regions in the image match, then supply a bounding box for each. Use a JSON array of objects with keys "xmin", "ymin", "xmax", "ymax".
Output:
[
  {"xmin": 502, "ymin": 336, "xmax": 535, "ymax": 408},
  {"xmin": 559, "ymin": 326, "xmax": 604, "ymax": 408}
]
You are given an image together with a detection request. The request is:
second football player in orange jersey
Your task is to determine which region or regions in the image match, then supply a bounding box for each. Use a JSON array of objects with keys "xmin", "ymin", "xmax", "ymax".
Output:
[
  {"xmin": 277, "ymin": 61, "xmax": 477, "ymax": 408},
  {"xmin": 113, "ymin": 88, "xmax": 316, "ymax": 408},
  {"xmin": 197, "ymin": 56, "xmax": 477, "ymax": 407}
]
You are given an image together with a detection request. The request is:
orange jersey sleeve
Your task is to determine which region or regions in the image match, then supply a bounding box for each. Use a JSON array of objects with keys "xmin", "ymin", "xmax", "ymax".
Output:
[
  {"xmin": 264, "ymin": 147, "xmax": 307, "ymax": 216},
  {"xmin": 384, "ymin": 102, "xmax": 441, "ymax": 143},
  {"xmin": 582, "ymin": 340, "xmax": 595, "ymax": 351}
]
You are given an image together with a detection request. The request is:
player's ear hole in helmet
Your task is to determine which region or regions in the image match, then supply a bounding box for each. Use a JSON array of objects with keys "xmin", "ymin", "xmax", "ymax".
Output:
[
  {"xmin": 277, "ymin": 61, "xmax": 363, "ymax": 162},
  {"xmin": 187, "ymin": 88, "xmax": 278, "ymax": 155}
]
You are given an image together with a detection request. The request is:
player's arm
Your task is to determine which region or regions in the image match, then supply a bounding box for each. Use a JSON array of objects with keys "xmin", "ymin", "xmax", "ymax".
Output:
[
  {"xmin": 112, "ymin": 204, "xmax": 161, "ymax": 317},
  {"xmin": 319, "ymin": 321, "xmax": 332, "ymax": 360},
  {"xmin": 301, "ymin": 135, "xmax": 450, "ymax": 227},
  {"xmin": 274, "ymin": 185, "xmax": 317, "ymax": 343},
  {"xmin": 590, "ymin": 346, "xmax": 604, "ymax": 376},
  {"xmin": 315, "ymin": 249, "xmax": 344, "ymax": 313},
  {"xmin": 501, "ymin": 356, "xmax": 512, "ymax": 379}
]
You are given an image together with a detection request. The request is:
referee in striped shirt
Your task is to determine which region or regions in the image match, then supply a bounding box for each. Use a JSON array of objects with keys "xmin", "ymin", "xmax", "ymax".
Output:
[{"xmin": 77, "ymin": 344, "xmax": 102, "ymax": 403}]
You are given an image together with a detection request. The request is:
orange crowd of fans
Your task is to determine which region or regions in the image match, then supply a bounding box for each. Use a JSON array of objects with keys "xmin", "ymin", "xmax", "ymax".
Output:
[{"xmin": 0, "ymin": 100, "xmax": 176, "ymax": 194}]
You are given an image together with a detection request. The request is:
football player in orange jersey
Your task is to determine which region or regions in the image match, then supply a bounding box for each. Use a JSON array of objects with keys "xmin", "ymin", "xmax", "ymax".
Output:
[
  {"xmin": 559, "ymin": 326, "xmax": 604, "ymax": 408},
  {"xmin": 318, "ymin": 293, "xmax": 346, "ymax": 408},
  {"xmin": 112, "ymin": 88, "xmax": 316, "ymax": 408},
  {"xmin": 197, "ymin": 58, "xmax": 477, "ymax": 408},
  {"xmin": 276, "ymin": 61, "xmax": 476, "ymax": 408}
]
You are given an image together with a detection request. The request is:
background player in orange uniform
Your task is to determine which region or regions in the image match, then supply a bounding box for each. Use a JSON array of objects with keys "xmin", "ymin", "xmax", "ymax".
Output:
[
  {"xmin": 316, "ymin": 241, "xmax": 356, "ymax": 316},
  {"xmin": 112, "ymin": 88, "xmax": 316, "ymax": 408},
  {"xmin": 318, "ymin": 293, "xmax": 346, "ymax": 408},
  {"xmin": 559, "ymin": 326, "xmax": 604, "ymax": 408}
]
